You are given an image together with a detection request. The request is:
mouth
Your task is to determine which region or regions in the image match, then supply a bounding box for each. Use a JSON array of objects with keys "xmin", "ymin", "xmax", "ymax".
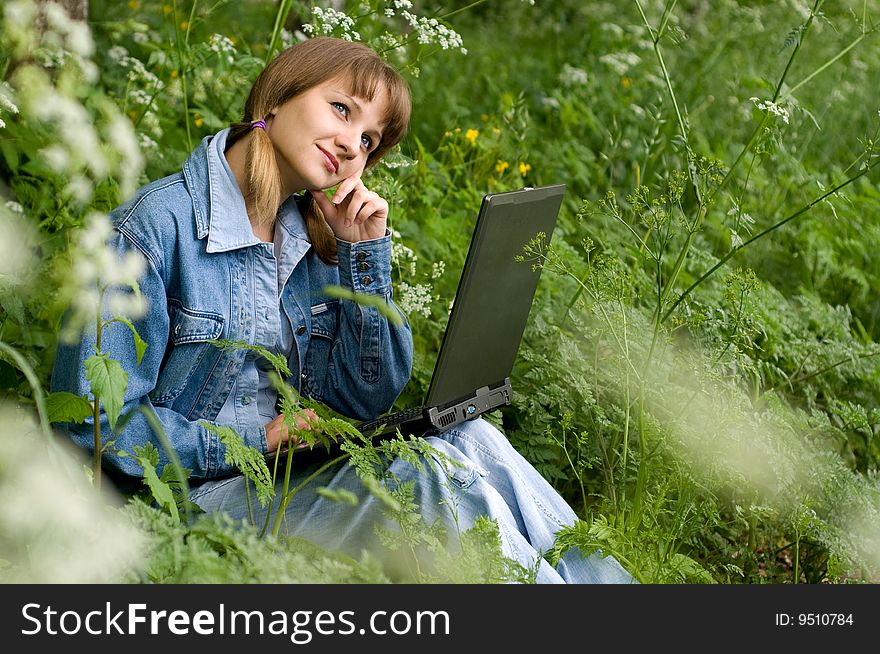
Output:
[{"xmin": 317, "ymin": 146, "xmax": 339, "ymax": 174}]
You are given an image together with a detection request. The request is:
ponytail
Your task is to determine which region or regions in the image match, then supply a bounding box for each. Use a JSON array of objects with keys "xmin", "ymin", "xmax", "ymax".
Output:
[
  {"xmin": 303, "ymin": 196, "xmax": 338, "ymax": 265},
  {"xmin": 244, "ymin": 123, "xmax": 282, "ymax": 229}
]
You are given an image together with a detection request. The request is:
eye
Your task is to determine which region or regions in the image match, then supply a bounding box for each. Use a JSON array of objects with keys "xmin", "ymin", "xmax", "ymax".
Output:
[
  {"xmin": 331, "ymin": 101, "xmax": 349, "ymax": 118},
  {"xmin": 361, "ymin": 134, "xmax": 374, "ymax": 151}
]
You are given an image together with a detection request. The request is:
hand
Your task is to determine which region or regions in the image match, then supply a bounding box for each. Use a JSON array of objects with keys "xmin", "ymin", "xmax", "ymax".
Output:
[
  {"xmin": 264, "ymin": 409, "xmax": 319, "ymax": 452},
  {"xmin": 309, "ymin": 175, "xmax": 388, "ymax": 243}
]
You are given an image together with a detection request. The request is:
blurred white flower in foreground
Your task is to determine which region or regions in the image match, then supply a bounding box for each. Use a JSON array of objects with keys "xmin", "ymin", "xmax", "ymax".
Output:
[{"xmin": 0, "ymin": 404, "xmax": 143, "ymax": 582}]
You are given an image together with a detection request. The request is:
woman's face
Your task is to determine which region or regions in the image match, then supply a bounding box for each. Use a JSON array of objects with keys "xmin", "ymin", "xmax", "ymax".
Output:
[{"xmin": 266, "ymin": 77, "xmax": 388, "ymax": 195}]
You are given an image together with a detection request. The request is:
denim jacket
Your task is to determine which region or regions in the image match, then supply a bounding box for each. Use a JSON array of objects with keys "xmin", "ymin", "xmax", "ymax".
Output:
[{"xmin": 51, "ymin": 131, "xmax": 413, "ymax": 481}]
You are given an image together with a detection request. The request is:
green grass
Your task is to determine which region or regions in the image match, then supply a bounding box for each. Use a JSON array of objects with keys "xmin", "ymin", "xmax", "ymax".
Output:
[{"xmin": 1, "ymin": 0, "xmax": 879, "ymax": 583}]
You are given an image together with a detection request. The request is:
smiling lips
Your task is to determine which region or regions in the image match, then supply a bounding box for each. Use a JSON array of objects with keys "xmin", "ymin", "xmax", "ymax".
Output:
[{"xmin": 318, "ymin": 146, "xmax": 339, "ymax": 174}]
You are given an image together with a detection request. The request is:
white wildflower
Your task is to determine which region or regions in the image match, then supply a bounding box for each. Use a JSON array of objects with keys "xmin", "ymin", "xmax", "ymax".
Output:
[
  {"xmin": 398, "ymin": 281, "xmax": 432, "ymax": 318},
  {"xmin": 560, "ymin": 63, "xmax": 588, "ymax": 87},
  {"xmin": 65, "ymin": 174, "xmax": 93, "ymax": 205},
  {"xmin": 108, "ymin": 45, "xmax": 129, "ymax": 64},
  {"xmin": 138, "ymin": 132, "xmax": 158, "ymax": 150},
  {"xmin": 65, "ymin": 19, "xmax": 94, "ymax": 57},
  {"xmin": 401, "ymin": 12, "xmax": 465, "ymax": 52},
  {"xmin": 750, "ymin": 97, "xmax": 790, "ymax": 124},
  {"xmin": 40, "ymin": 144, "xmax": 69, "ymax": 172},
  {"xmin": 431, "ymin": 261, "xmax": 446, "ymax": 280},
  {"xmin": 208, "ymin": 33, "xmax": 236, "ymax": 65},
  {"xmin": 106, "ymin": 114, "xmax": 144, "ymax": 198},
  {"xmin": 0, "ymin": 202, "xmax": 36, "ymax": 282},
  {"xmin": 600, "ymin": 22, "xmax": 625, "ymax": 38},
  {"xmin": 0, "ymin": 82, "xmax": 20, "ymax": 115},
  {"xmin": 0, "ymin": 404, "xmax": 145, "ymax": 583},
  {"xmin": 599, "ymin": 51, "xmax": 641, "ymax": 76},
  {"xmin": 67, "ymin": 213, "xmax": 148, "ymax": 326},
  {"xmin": 309, "ymin": 7, "xmax": 360, "ymax": 41},
  {"xmin": 4, "ymin": 0, "xmax": 37, "ymax": 29}
]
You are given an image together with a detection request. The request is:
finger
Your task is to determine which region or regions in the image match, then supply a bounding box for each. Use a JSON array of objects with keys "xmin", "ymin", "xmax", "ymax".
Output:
[
  {"xmin": 332, "ymin": 175, "xmax": 363, "ymax": 205},
  {"xmin": 354, "ymin": 197, "xmax": 385, "ymax": 224},
  {"xmin": 345, "ymin": 189, "xmax": 371, "ymax": 225},
  {"xmin": 304, "ymin": 409, "xmax": 320, "ymax": 422},
  {"xmin": 294, "ymin": 415, "xmax": 312, "ymax": 430}
]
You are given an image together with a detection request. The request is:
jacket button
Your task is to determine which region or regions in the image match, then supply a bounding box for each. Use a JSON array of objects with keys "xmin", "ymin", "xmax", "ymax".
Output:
[
  {"xmin": 358, "ymin": 261, "xmax": 370, "ymax": 271},
  {"xmin": 356, "ymin": 251, "xmax": 367, "ymax": 261},
  {"xmin": 361, "ymin": 275, "xmax": 373, "ymax": 285},
  {"xmin": 242, "ymin": 396, "xmax": 252, "ymax": 406},
  {"xmin": 296, "ymin": 324, "xmax": 306, "ymax": 335}
]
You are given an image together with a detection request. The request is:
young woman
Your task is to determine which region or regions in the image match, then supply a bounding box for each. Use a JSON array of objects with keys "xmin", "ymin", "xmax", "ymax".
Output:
[{"xmin": 52, "ymin": 37, "xmax": 634, "ymax": 584}]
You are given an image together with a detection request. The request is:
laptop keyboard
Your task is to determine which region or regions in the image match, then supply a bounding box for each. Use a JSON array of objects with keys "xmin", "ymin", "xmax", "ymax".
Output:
[{"xmin": 357, "ymin": 405, "xmax": 424, "ymax": 435}]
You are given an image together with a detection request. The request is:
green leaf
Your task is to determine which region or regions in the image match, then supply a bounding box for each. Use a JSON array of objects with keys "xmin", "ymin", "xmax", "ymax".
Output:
[
  {"xmin": 109, "ymin": 316, "xmax": 148, "ymax": 364},
  {"xmin": 201, "ymin": 421, "xmax": 274, "ymax": 507},
  {"xmin": 131, "ymin": 443, "xmax": 179, "ymax": 524},
  {"xmin": 322, "ymin": 285, "xmax": 404, "ymax": 325},
  {"xmin": 45, "ymin": 391, "xmax": 93, "ymax": 424},
  {"xmin": 84, "ymin": 353, "xmax": 128, "ymax": 430},
  {"xmin": 210, "ymin": 339, "xmax": 291, "ymax": 377}
]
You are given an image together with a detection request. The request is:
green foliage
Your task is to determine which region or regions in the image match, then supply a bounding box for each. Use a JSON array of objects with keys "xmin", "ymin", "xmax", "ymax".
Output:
[
  {"xmin": 201, "ymin": 421, "xmax": 274, "ymax": 508},
  {"xmin": 45, "ymin": 390, "xmax": 92, "ymax": 424},
  {"xmin": 83, "ymin": 352, "xmax": 128, "ymax": 430},
  {"xmin": 3, "ymin": 0, "xmax": 880, "ymax": 585}
]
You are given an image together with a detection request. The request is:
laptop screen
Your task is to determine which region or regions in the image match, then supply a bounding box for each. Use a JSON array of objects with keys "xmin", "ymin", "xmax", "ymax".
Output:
[{"xmin": 424, "ymin": 184, "xmax": 565, "ymax": 409}]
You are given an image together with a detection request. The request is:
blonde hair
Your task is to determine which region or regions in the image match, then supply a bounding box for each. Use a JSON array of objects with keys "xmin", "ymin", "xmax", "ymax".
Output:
[{"xmin": 228, "ymin": 37, "xmax": 412, "ymax": 264}]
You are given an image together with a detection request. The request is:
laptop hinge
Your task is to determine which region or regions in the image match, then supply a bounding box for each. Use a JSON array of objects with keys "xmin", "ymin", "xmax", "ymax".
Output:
[{"xmin": 426, "ymin": 378, "xmax": 512, "ymax": 431}]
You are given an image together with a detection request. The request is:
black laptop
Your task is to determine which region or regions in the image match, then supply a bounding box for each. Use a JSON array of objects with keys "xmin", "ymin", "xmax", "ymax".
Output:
[
  {"xmin": 357, "ymin": 183, "xmax": 565, "ymax": 437},
  {"xmin": 273, "ymin": 183, "xmax": 565, "ymax": 461}
]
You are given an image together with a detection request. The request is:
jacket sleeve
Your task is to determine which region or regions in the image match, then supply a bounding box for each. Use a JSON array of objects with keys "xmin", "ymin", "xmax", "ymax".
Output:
[
  {"xmin": 317, "ymin": 233, "xmax": 413, "ymax": 420},
  {"xmin": 50, "ymin": 229, "xmax": 266, "ymax": 481}
]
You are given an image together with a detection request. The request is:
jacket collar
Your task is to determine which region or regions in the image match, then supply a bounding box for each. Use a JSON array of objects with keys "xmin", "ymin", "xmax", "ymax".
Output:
[{"xmin": 183, "ymin": 128, "xmax": 311, "ymax": 253}]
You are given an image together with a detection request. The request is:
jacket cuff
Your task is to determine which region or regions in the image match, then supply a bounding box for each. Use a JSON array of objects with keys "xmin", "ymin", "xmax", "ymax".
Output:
[{"xmin": 336, "ymin": 231, "xmax": 393, "ymax": 295}]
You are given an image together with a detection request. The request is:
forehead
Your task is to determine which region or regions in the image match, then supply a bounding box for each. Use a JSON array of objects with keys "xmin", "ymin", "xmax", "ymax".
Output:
[{"xmin": 323, "ymin": 74, "xmax": 390, "ymax": 125}]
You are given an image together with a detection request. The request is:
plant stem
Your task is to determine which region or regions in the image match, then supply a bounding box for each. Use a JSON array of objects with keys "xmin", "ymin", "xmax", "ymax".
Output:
[
  {"xmin": 662, "ymin": 155, "xmax": 880, "ymax": 322},
  {"xmin": 271, "ymin": 452, "xmax": 350, "ymax": 538},
  {"xmin": 93, "ymin": 288, "xmax": 105, "ymax": 491},
  {"xmin": 0, "ymin": 341, "xmax": 53, "ymax": 443},
  {"xmin": 172, "ymin": 0, "xmax": 193, "ymax": 152},
  {"xmin": 781, "ymin": 28, "xmax": 875, "ymax": 101},
  {"xmin": 266, "ymin": 0, "xmax": 298, "ymax": 63}
]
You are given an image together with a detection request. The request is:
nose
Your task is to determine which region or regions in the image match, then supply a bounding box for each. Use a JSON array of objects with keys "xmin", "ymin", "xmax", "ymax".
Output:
[{"xmin": 335, "ymin": 127, "xmax": 360, "ymax": 158}]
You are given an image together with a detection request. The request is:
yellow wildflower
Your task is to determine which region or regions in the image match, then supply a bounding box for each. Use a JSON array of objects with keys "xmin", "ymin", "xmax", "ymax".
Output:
[
  {"xmin": 465, "ymin": 129, "xmax": 479, "ymax": 144},
  {"xmin": 180, "ymin": 21, "xmax": 189, "ymax": 31},
  {"xmin": 194, "ymin": 115, "xmax": 204, "ymax": 128},
  {"xmin": 128, "ymin": 0, "xmax": 140, "ymax": 9},
  {"xmin": 518, "ymin": 161, "xmax": 532, "ymax": 176},
  {"xmin": 495, "ymin": 160, "xmax": 509, "ymax": 174},
  {"xmin": 621, "ymin": 76, "xmax": 632, "ymax": 89},
  {"xmin": 170, "ymin": 69, "xmax": 178, "ymax": 78},
  {"xmin": 162, "ymin": 5, "xmax": 173, "ymax": 15}
]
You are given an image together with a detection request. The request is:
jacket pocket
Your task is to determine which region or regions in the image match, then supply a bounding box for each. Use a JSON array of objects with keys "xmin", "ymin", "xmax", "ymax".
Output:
[
  {"xmin": 302, "ymin": 300, "xmax": 338, "ymax": 401},
  {"xmin": 150, "ymin": 303, "xmax": 224, "ymax": 404}
]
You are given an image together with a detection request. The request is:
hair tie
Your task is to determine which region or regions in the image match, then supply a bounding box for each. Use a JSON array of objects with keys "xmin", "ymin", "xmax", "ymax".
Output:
[{"xmin": 250, "ymin": 119, "xmax": 266, "ymax": 130}]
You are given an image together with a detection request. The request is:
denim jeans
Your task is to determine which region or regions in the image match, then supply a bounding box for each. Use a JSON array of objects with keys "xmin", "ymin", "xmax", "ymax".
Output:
[{"xmin": 190, "ymin": 418, "xmax": 635, "ymax": 584}]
